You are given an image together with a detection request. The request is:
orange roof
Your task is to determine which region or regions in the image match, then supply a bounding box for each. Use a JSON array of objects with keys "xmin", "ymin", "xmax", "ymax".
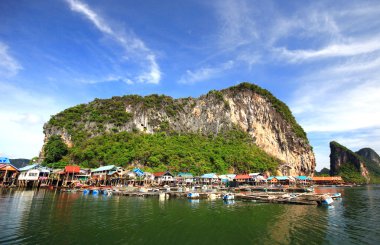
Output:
[
  {"xmin": 312, "ymin": 176, "xmax": 343, "ymax": 181},
  {"xmin": 0, "ymin": 164, "xmax": 19, "ymax": 172},
  {"xmin": 234, "ymin": 174, "xmax": 251, "ymax": 179},
  {"xmin": 65, "ymin": 166, "xmax": 80, "ymax": 173},
  {"xmin": 154, "ymin": 172, "xmax": 165, "ymax": 177}
]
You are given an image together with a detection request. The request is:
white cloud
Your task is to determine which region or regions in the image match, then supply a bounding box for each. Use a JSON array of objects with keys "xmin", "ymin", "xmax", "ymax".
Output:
[
  {"xmin": 179, "ymin": 61, "xmax": 234, "ymax": 84},
  {"xmin": 275, "ymin": 38, "xmax": 380, "ymax": 62},
  {"xmin": 0, "ymin": 82, "xmax": 63, "ymax": 159},
  {"xmin": 0, "ymin": 42, "xmax": 22, "ymax": 77},
  {"xmin": 65, "ymin": 0, "xmax": 161, "ymax": 84},
  {"xmin": 214, "ymin": 0, "xmax": 258, "ymax": 50}
]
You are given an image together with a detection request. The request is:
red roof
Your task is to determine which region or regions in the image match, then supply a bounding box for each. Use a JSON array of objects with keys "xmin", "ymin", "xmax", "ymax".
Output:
[
  {"xmin": 234, "ymin": 174, "xmax": 251, "ymax": 180},
  {"xmin": 154, "ymin": 172, "xmax": 165, "ymax": 177},
  {"xmin": 65, "ymin": 166, "xmax": 80, "ymax": 173}
]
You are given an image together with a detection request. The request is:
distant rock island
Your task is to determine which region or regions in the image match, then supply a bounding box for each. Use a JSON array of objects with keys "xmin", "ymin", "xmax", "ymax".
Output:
[
  {"xmin": 330, "ymin": 141, "xmax": 380, "ymax": 183},
  {"xmin": 9, "ymin": 159, "xmax": 30, "ymax": 169},
  {"xmin": 40, "ymin": 82, "xmax": 315, "ymax": 175}
]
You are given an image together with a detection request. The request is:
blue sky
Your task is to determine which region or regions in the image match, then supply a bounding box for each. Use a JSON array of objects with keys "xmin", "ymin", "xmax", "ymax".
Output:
[{"xmin": 1, "ymin": 0, "xmax": 380, "ymax": 170}]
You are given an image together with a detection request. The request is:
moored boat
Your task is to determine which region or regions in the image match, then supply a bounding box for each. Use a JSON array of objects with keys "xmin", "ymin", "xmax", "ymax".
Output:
[
  {"xmin": 223, "ymin": 193, "xmax": 234, "ymax": 200},
  {"xmin": 321, "ymin": 195, "xmax": 334, "ymax": 205},
  {"xmin": 331, "ymin": 193, "xmax": 341, "ymax": 199},
  {"xmin": 187, "ymin": 192, "xmax": 200, "ymax": 199}
]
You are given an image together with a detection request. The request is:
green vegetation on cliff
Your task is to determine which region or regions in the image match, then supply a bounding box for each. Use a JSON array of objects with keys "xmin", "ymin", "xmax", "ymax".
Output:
[
  {"xmin": 228, "ymin": 82, "xmax": 308, "ymax": 141},
  {"xmin": 43, "ymin": 135, "xmax": 68, "ymax": 165},
  {"xmin": 43, "ymin": 82, "xmax": 311, "ymax": 173},
  {"xmin": 339, "ymin": 164, "xmax": 367, "ymax": 184},
  {"xmin": 54, "ymin": 130, "xmax": 280, "ymax": 174}
]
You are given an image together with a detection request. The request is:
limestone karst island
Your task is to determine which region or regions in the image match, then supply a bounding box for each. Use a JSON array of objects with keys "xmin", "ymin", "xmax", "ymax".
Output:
[{"xmin": 1, "ymin": 0, "xmax": 380, "ymax": 244}]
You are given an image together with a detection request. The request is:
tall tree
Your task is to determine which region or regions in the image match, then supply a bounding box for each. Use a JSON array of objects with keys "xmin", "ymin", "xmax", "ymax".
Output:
[{"xmin": 43, "ymin": 135, "xmax": 68, "ymax": 165}]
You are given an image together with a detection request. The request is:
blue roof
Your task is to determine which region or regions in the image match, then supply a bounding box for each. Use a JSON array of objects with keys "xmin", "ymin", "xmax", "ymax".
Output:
[
  {"xmin": 19, "ymin": 164, "xmax": 40, "ymax": 171},
  {"xmin": 201, "ymin": 173, "xmax": 218, "ymax": 178},
  {"xmin": 0, "ymin": 157, "xmax": 10, "ymax": 164},
  {"xmin": 276, "ymin": 176, "xmax": 289, "ymax": 180},
  {"xmin": 296, "ymin": 176, "xmax": 312, "ymax": 180},
  {"xmin": 92, "ymin": 165, "xmax": 116, "ymax": 172},
  {"xmin": 133, "ymin": 168, "xmax": 144, "ymax": 176}
]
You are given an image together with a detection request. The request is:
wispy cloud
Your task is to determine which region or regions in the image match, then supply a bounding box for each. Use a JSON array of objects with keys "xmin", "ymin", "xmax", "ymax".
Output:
[
  {"xmin": 275, "ymin": 38, "xmax": 380, "ymax": 62},
  {"xmin": 0, "ymin": 42, "xmax": 22, "ymax": 77},
  {"xmin": 65, "ymin": 0, "xmax": 161, "ymax": 84},
  {"xmin": 179, "ymin": 61, "xmax": 234, "ymax": 84}
]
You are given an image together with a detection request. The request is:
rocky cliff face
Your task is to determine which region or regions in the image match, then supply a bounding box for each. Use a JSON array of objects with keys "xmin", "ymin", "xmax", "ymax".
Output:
[
  {"xmin": 356, "ymin": 148, "xmax": 380, "ymax": 166},
  {"xmin": 42, "ymin": 82, "xmax": 315, "ymax": 175},
  {"xmin": 330, "ymin": 141, "xmax": 370, "ymax": 183}
]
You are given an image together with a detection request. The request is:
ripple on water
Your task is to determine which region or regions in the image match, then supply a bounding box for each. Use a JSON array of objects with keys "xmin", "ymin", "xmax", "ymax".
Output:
[{"xmin": 1, "ymin": 187, "xmax": 380, "ymax": 244}]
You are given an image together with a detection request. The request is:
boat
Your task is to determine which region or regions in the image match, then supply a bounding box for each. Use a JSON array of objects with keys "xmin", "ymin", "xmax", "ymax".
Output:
[
  {"xmin": 102, "ymin": 189, "xmax": 112, "ymax": 196},
  {"xmin": 321, "ymin": 195, "xmax": 334, "ymax": 205},
  {"xmin": 92, "ymin": 189, "xmax": 99, "ymax": 195},
  {"xmin": 187, "ymin": 193, "xmax": 200, "ymax": 199},
  {"xmin": 331, "ymin": 193, "xmax": 341, "ymax": 199},
  {"xmin": 223, "ymin": 193, "xmax": 234, "ymax": 200},
  {"xmin": 83, "ymin": 189, "xmax": 89, "ymax": 195}
]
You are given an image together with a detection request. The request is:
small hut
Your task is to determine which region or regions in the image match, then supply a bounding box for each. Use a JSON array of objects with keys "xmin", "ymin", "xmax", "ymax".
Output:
[{"xmin": 0, "ymin": 157, "xmax": 19, "ymax": 186}]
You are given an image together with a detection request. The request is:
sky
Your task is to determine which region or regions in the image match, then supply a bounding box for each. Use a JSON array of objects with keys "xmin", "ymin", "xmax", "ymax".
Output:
[{"xmin": 1, "ymin": 0, "xmax": 380, "ymax": 170}]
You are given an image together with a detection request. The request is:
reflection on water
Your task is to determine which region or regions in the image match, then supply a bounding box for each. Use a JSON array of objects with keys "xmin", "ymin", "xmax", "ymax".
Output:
[{"xmin": 1, "ymin": 186, "xmax": 380, "ymax": 244}]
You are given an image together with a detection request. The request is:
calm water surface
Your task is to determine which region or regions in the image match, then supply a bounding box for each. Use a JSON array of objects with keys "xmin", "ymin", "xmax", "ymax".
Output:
[{"xmin": 1, "ymin": 186, "xmax": 379, "ymax": 245}]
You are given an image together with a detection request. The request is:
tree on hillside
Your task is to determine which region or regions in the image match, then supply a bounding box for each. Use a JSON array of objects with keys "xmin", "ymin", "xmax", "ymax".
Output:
[
  {"xmin": 43, "ymin": 135, "xmax": 68, "ymax": 165},
  {"xmin": 315, "ymin": 167, "xmax": 330, "ymax": 176}
]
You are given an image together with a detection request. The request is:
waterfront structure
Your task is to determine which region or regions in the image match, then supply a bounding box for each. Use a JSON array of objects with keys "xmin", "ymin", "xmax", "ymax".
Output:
[
  {"xmin": 267, "ymin": 176, "xmax": 290, "ymax": 185},
  {"xmin": 234, "ymin": 174, "xmax": 253, "ymax": 184},
  {"xmin": 176, "ymin": 172, "xmax": 194, "ymax": 185},
  {"xmin": 18, "ymin": 164, "xmax": 50, "ymax": 187},
  {"xmin": 153, "ymin": 171, "xmax": 175, "ymax": 184},
  {"xmin": 58, "ymin": 166, "xmax": 81, "ymax": 187},
  {"xmin": 0, "ymin": 158, "xmax": 19, "ymax": 186},
  {"xmin": 90, "ymin": 165, "xmax": 126, "ymax": 185},
  {"xmin": 200, "ymin": 173, "xmax": 219, "ymax": 185},
  {"xmin": 312, "ymin": 176, "xmax": 344, "ymax": 185},
  {"xmin": 296, "ymin": 176, "xmax": 312, "ymax": 185}
]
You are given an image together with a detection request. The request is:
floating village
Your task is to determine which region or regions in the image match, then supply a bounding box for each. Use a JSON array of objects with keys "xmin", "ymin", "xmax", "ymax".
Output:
[{"xmin": 0, "ymin": 157, "xmax": 344, "ymax": 206}]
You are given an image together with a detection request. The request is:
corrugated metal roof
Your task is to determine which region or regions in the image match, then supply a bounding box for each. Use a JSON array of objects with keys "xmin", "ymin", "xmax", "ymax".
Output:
[
  {"xmin": 91, "ymin": 165, "xmax": 116, "ymax": 172},
  {"xmin": 234, "ymin": 174, "xmax": 251, "ymax": 179},
  {"xmin": 296, "ymin": 176, "xmax": 312, "ymax": 180},
  {"xmin": 154, "ymin": 171, "xmax": 165, "ymax": 177},
  {"xmin": 65, "ymin": 166, "xmax": 80, "ymax": 173},
  {"xmin": 201, "ymin": 173, "xmax": 218, "ymax": 178},
  {"xmin": 0, "ymin": 163, "xmax": 19, "ymax": 171},
  {"xmin": 0, "ymin": 157, "xmax": 10, "ymax": 164},
  {"xmin": 133, "ymin": 168, "xmax": 144, "ymax": 176},
  {"xmin": 275, "ymin": 176, "xmax": 289, "ymax": 180},
  {"xmin": 177, "ymin": 172, "xmax": 193, "ymax": 178},
  {"xmin": 312, "ymin": 176, "xmax": 343, "ymax": 181},
  {"xmin": 153, "ymin": 171, "xmax": 174, "ymax": 177},
  {"xmin": 19, "ymin": 164, "xmax": 39, "ymax": 171}
]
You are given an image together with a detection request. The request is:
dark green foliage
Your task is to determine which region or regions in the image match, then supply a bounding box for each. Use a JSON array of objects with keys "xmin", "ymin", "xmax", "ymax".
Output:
[
  {"xmin": 46, "ymin": 161, "xmax": 68, "ymax": 169},
  {"xmin": 314, "ymin": 167, "xmax": 330, "ymax": 176},
  {"xmin": 228, "ymin": 82, "xmax": 308, "ymax": 141},
  {"xmin": 339, "ymin": 164, "xmax": 366, "ymax": 184},
  {"xmin": 43, "ymin": 135, "xmax": 68, "ymax": 165},
  {"xmin": 69, "ymin": 130, "xmax": 280, "ymax": 174}
]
